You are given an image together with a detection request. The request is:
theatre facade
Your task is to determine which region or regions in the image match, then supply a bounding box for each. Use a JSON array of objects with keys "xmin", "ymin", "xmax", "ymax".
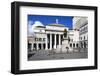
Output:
[{"xmin": 28, "ymin": 21, "xmax": 80, "ymax": 53}]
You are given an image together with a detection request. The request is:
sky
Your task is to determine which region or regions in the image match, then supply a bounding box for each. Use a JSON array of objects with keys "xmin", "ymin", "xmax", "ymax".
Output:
[{"xmin": 28, "ymin": 15, "xmax": 73, "ymax": 29}]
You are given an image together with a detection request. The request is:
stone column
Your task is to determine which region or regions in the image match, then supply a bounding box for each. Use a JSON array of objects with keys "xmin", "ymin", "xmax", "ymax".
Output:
[
  {"xmin": 54, "ymin": 34, "xmax": 57, "ymax": 49},
  {"xmin": 50, "ymin": 34, "xmax": 52, "ymax": 50},
  {"xmin": 36, "ymin": 43, "xmax": 39, "ymax": 50},
  {"xmin": 41, "ymin": 43, "xmax": 43, "ymax": 50},
  {"xmin": 31, "ymin": 43, "xmax": 34, "ymax": 51},
  {"xmin": 45, "ymin": 34, "xmax": 48, "ymax": 50}
]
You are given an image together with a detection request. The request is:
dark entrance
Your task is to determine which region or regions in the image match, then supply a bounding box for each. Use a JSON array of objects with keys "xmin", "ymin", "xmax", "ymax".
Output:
[
  {"xmin": 43, "ymin": 43, "xmax": 45, "ymax": 49},
  {"xmin": 52, "ymin": 34, "xmax": 54, "ymax": 49},
  {"xmin": 39, "ymin": 44, "xmax": 41, "ymax": 50},
  {"xmin": 34, "ymin": 43, "xmax": 36, "ymax": 50},
  {"xmin": 48, "ymin": 34, "xmax": 50, "ymax": 49}
]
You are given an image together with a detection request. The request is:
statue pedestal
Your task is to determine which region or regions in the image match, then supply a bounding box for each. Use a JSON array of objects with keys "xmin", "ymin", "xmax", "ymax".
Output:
[{"xmin": 61, "ymin": 37, "xmax": 69, "ymax": 53}]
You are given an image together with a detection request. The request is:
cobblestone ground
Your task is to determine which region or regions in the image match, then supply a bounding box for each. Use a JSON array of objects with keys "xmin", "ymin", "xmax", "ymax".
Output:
[{"xmin": 28, "ymin": 48, "xmax": 88, "ymax": 61}]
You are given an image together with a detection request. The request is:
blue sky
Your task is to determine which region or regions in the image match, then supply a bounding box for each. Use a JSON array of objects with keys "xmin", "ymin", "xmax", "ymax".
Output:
[{"xmin": 28, "ymin": 15, "xmax": 73, "ymax": 29}]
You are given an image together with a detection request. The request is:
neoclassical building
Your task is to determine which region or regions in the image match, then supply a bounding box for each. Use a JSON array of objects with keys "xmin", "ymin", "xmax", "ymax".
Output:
[
  {"xmin": 73, "ymin": 17, "xmax": 88, "ymax": 49},
  {"xmin": 28, "ymin": 20, "xmax": 79, "ymax": 53}
]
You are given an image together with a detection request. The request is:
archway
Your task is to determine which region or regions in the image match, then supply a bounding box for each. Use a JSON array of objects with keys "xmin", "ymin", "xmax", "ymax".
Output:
[{"xmin": 39, "ymin": 44, "xmax": 41, "ymax": 50}]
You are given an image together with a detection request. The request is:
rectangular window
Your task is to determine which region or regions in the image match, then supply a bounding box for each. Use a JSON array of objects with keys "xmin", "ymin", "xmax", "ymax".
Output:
[
  {"xmin": 43, "ymin": 38, "xmax": 45, "ymax": 41},
  {"xmin": 39, "ymin": 38, "xmax": 42, "ymax": 41}
]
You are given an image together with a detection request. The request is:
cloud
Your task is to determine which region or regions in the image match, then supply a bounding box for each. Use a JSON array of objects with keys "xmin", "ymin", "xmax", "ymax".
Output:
[
  {"xmin": 28, "ymin": 20, "xmax": 34, "ymax": 37},
  {"xmin": 28, "ymin": 21, "xmax": 44, "ymax": 37},
  {"xmin": 31, "ymin": 21, "xmax": 44, "ymax": 30}
]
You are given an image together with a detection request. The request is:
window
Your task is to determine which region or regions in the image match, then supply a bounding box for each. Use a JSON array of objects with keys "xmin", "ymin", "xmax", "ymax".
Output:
[
  {"xmin": 84, "ymin": 36, "xmax": 85, "ymax": 40},
  {"xmin": 70, "ymin": 43, "xmax": 72, "ymax": 47},
  {"xmin": 76, "ymin": 44, "xmax": 78, "ymax": 48},
  {"xmin": 28, "ymin": 43, "xmax": 31, "ymax": 49},
  {"xmin": 35, "ymin": 38, "xmax": 37, "ymax": 41},
  {"xmin": 43, "ymin": 38, "xmax": 45, "ymax": 41},
  {"xmin": 73, "ymin": 43, "xmax": 75, "ymax": 47},
  {"xmin": 39, "ymin": 38, "xmax": 42, "ymax": 41}
]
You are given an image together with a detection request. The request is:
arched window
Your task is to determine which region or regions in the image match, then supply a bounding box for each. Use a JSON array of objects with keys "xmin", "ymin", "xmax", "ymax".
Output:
[
  {"xmin": 76, "ymin": 44, "xmax": 78, "ymax": 48},
  {"xmin": 81, "ymin": 42, "xmax": 83, "ymax": 48},
  {"xmin": 39, "ymin": 44, "xmax": 41, "ymax": 49},
  {"xmin": 28, "ymin": 43, "xmax": 31, "ymax": 49},
  {"xmin": 70, "ymin": 43, "xmax": 72, "ymax": 47},
  {"xmin": 84, "ymin": 42, "xmax": 86, "ymax": 48},
  {"xmin": 84, "ymin": 36, "xmax": 85, "ymax": 40},
  {"xmin": 34, "ymin": 43, "xmax": 36, "ymax": 50}
]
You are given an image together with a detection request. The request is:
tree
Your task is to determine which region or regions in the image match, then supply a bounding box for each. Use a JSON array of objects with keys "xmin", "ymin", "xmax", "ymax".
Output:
[{"xmin": 63, "ymin": 29, "xmax": 67, "ymax": 37}]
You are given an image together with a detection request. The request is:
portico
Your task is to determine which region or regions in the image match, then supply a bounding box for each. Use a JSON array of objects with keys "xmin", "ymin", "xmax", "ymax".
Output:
[{"xmin": 45, "ymin": 33, "xmax": 63, "ymax": 50}]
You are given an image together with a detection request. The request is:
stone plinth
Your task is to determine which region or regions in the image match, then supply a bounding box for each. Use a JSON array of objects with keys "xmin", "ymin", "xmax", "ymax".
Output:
[{"xmin": 61, "ymin": 37, "xmax": 69, "ymax": 53}]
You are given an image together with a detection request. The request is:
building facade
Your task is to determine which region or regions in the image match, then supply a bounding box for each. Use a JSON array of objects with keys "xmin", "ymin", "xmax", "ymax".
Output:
[
  {"xmin": 28, "ymin": 20, "xmax": 80, "ymax": 53},
  {"xmin": 73, "ymin": 17, "xmax": 88, "ymax": 50},
  {"xmin": 68, "ymin": 29, "xmax": 79, "ymax": 52}
]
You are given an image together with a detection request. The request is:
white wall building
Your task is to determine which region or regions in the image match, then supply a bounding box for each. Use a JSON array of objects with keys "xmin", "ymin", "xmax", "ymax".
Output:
[
  {"xmin": 68, "ymin": 29, "xmax": 79, "ymax": 51},
  {"xmin": 73, "ymin": 17, "xmax": 88, "ymax": 49},
  {"xmin": 28, "ymin": 20, "xmax": 80, "ymax": 53}
]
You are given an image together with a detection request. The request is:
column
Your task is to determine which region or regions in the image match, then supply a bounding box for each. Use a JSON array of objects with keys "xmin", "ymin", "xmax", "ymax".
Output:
[
  {"xmin": 59, "ymin": 34, "xmax": 61, "ymax": 49},
  {"xmin": 54, "ymin": 34, "xmax": 57, "ymax": 49},
  {"xmin": 75, "ymin": 43, "xmax": 76, "ymax": 48},
  {"xmin": 50, "ymin": 34, "xmax": 52, "ymax": 50},
  {"xmin": 31, "ymin": 43, "xmax": 34, "ymax": 51},
  {"xmin": 36, "ymin": 43, "xmax": 39, "ymax": 50},
  {"xmin": 45, "ymin": 34, "xmax": 48, "ymax": 50},
  {"xmin": 41, "ymin": 43, "xmax": 43, "ymax": 50}
]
